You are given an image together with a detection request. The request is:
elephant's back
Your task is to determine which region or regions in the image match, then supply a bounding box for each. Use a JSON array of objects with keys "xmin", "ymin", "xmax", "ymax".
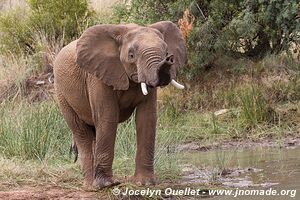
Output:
[
  {"xmin": 54, "ymin": 40, "xmax": 93, "ymax": 125},
  {"xmin": 54, "ymin": 40, "xmax": 82, "ymax": 81}
]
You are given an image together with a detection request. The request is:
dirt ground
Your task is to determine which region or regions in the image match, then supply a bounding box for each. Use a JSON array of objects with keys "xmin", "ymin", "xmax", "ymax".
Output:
[
  {"xmin": 1, "ymin": 137, "xmax": 299, "ymax": 200},
  {"xmin": 0, "ymin": 186, "xmax": 98, "ymax": 200},
  {"xmin": 176, "ymin": 136, "xmax": 300, "ymax": 152}
]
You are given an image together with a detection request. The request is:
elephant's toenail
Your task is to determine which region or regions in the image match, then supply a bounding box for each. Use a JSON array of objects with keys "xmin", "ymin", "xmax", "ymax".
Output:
[
  {"xmin": 104, "ymin": 181, "xmax": 112, "ymax": 187},
  {"xmin": 145, "ymin": 181, "xmax": 151, "ymax": 186}
]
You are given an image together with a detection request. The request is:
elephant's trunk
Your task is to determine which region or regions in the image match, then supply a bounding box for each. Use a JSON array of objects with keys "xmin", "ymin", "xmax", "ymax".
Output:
[
  {"xmin": 155, "ymin": 55, "xmax": 185, "ymax": 90},
  {"xmin": 138, "ymin": 48, "xmax": 185, "ymax": 95},
  {"xmin": 155, "ymin": 54, "xmax": 173, "ymax": 86}
]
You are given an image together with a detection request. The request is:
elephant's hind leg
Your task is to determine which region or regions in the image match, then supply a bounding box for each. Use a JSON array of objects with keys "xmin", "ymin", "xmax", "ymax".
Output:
[{"xmin": 56, "ymin": 94, "xmax": 95, "ymax": 189}]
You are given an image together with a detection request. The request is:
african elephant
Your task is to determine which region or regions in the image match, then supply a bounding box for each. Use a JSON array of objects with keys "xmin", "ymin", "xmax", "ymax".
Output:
[{"xmin": 53, "ymin": 21, "xmax": 187, "ymax": 189}]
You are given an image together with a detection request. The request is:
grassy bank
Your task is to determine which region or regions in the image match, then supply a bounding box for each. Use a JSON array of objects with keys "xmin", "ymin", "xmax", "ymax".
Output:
[
  {"xmin": 0, "ymin": 52, "xmax": 300, "ymax": 190},
  {"xmin": 0, "ymin": 99, "xmax": 185, "ymax": 188},
  {"xmin": 0, "ymin": 55, "xmax": 300, "ymax": 189},
  {"xmin": 0, "ymin": 1, "xmax": 299, "ymax": 199},
  {"xmin": 160, "ymin": 54, "xmax": 300, "ymax": 140}
]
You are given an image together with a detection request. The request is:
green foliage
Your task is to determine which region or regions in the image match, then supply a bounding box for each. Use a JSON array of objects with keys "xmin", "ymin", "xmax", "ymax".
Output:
[
  {"xmin": 0, "ymin": 99, "xmax": 183, "ymax": 181},
  {"xmin": 0, "ymin": 0, "xmax": 95, "ymax": 55},
  {"xmin": 226, "ymin": 0, "xmax": 300, "ymax": 55},
  {"xmin": 114, "ymin": 0, "xmax": 300, "ymax": 78},
  {"xmin": 0, "ymin": 9, "xmax": 33, "ymax": 54},
  {"xmin": 0, "ymin": 101, "xmax": 71, "ymax": 160},
  {"xmin": 238, "ymin": 85, "xmax": 271, "ymax": 127},
  {"xmin": 113, "ymin": 0, "xmax": 166, "ymax": 24},
  {"xmin": 27, "ymin": 0, "xmax": 95, "ymax": 42},
  {"xmin": 114, "ymin": 114, "xmax": 183, "ymax": 181}
]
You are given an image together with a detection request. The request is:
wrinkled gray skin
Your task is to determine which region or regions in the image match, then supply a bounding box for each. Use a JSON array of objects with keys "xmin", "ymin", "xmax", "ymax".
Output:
[{"xmin": 54, "ymin": 21, "xmax": 187, "ymax": 190}]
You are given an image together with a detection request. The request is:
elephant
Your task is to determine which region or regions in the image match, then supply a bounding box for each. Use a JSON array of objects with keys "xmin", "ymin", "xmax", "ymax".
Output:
[{"xmin": 53, "ymin": 21, "xmax": 187, "ymax": 189}]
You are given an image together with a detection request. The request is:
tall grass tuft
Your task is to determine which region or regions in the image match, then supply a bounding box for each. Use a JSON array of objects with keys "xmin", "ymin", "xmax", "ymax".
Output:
[
  {"xmin": 114, "ymin": 110, "xmax": 185, "ymax": 181},
  {"xmin": 0, "ymin": 100, "xmax": 71, "ymax": 160},
  {"xmin": 238, "ymin": 85, "xmax": 272, "ymax": 127},
  {"xmin": 0, "ymin": 99, "xmax": 184, "ymax": 181}
]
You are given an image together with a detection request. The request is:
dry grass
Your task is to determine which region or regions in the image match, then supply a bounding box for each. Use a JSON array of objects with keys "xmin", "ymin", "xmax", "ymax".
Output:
[
  {"xmin": 0, "ymin": 0, "xmax": 27, "ymax": 12},
  {"xmin": 157, "ymin": 54, "xmax": 300, "ymax": 141},
  {"xmin": 178, "ymin": 9, "xmax": 195, "ymax": 40},
  {"xmin": 0, "ymin": 54, "xmax": 55, "ymax": 103},
  {"xmin": 90, "ymin": 0, "xmax": 120, "ymax": 12},
  {"xmin": 0, "ymin": 55, "xmax": 30, "ymax": 85},
  {"xmin": 0, "ymin": 156, "xmax": 81, "ymax": 190},
  {"xmin": 0, "ymin": 55, "xmax": 32, "ymax": 102}
]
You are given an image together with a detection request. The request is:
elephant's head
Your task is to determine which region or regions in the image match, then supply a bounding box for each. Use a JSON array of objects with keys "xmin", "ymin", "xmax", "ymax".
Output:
[{"xmin": 76, "ymin": 21, "xmax": 187, "ymax": 95}]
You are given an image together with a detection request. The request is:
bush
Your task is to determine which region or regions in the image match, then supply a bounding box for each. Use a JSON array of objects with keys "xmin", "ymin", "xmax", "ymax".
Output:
[
  {"xmin": 113, "ymin": 0, "xmax": 300, "ymax": 78},
  {"xmin": 112, "ymin": 0, "xmax": 191, "ymax": 24},
  {"xmin": 28, "ymin": 0, "xmax": 95, "ymax": 43},
  {"xmin": 0, "ymin": 0, "xmax": 95, "ymax": 55},
  {"xmin": 0, "ymin": 9, "xmax": 33, "ymax": 54}
]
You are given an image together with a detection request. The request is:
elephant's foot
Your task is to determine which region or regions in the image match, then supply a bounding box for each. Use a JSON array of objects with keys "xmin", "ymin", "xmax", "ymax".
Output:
[
  {"xmin": 82, "ymin": 182, "xmax": 95, "ymax": 192},
  {"xmin": 92, "ymin": 176, "xmax": 120, "ymax": 190},
  {"xmin": 130, "ymin": 173, "xmax": 156, "ymax": 186}
]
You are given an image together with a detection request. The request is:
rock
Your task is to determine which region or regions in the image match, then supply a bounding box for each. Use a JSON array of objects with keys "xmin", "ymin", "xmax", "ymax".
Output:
[
  {"xmin": 36, "ymin": 81, "xmax": 45, "ymax": 85},
  {"xmin": 214, "ymin": 109, "xmax": 229, "ymax": 116},
  {"xmin": 286, "ymin": 139, "xmax": 297, "ymax": 146}
]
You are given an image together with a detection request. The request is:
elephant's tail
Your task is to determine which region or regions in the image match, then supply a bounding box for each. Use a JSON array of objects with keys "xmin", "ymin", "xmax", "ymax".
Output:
[{"xmin": 69, "ymin": 142, "xmax": 78, "ymax": 163}]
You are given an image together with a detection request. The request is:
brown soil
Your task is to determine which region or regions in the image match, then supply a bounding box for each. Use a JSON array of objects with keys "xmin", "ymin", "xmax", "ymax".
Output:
[
  {"xmin": 1, "ymin": 138, "xmax": 299, "ymax": 200},
  {"xmin": 0, "ymin": 186, "xmax": 104, "ymax": 200},
  {"xmin": 176, "ymin": 136, "xmax": 300, "ymax": 152}
]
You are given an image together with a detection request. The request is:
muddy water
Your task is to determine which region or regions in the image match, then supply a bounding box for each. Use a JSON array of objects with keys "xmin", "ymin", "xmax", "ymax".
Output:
[{"xmin": 179, "ymin": 146, "xmax": 300, "ymax": 199}]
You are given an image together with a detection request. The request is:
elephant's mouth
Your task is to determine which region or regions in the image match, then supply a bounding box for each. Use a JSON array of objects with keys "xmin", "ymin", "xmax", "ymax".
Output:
[
  {"xmin": 130, "ymin": 73, "xmax": 139, "ymax": 82},
  {"xmin": 148, "ymin": 54, "xmax": 173, "ymax": 87},
  {"xmin": 156, "ymin": 61, "xmax": 172, "ymax": 87},
  {"xmin": 139, "ymin": 54, "xmax": 185, "ymax": 95}
]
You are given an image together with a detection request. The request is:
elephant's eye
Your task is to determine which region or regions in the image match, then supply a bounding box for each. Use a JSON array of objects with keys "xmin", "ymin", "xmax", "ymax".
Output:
[
  {"xmin": 128, "ymin": 50, "xmax": 134, "ymax": 60},
  {"xmin": 129, "ymin": 53, "xmax": 134, "ymax": 59}
]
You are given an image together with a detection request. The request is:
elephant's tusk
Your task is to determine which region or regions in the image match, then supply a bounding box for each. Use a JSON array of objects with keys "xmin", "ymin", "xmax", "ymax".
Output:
[
  {"xmin": 170, "ymin": 79, "xmax": 185, "ymax": 89},
  {"xmin": 141, "ymin": 82, "xmax": 148, "ymax": 95}
]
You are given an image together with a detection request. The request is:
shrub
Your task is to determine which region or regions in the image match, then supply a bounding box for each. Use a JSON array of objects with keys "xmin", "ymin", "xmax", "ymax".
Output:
[
  {"xmin": 27, "ymin": 0, "xmax": 95, "ymax": 43},
  {"xmin": 0, "ymin": 9, "xmax": 33, "ymax": 54},
  {"xmin": 0, "ymin": 0, "xmax": 95, "ymax": 55},
  {"xmin": 113, "ymin": 0, "xmax": 300, "ymax": 78}
]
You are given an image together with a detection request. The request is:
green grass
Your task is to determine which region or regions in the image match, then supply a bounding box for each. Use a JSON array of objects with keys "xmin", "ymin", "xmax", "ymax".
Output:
[
  {"xmin": 0, "ymin": 156, "xmax": 81, "ymax": 190},
  {"xmin": 1, "ymin": 80, "xmax": 299, "ymax": 188},
  {"xmin": 0, "ymin": 99, "xmax": 186, "ymax": 187},
  {"xmin": 0, "ymin": 100, "xmax": 71, "ymax": 160},
  {"xmin": 114, "ymin": 114, "xmax": 184, "ymax": 182},
  {"xmin": 0, "ymin": 54, "xmax": 299, "ymax": 192}
]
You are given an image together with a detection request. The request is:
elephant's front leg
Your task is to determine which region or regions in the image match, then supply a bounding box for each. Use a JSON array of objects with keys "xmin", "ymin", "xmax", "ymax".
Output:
[
  {"xmin": 133, "ymin": 90, "xmax": 157, "ymax": 185},
  {"xmin": 93, "ymin": 121, "xmax": 119, "ymax": 189},
  {"xmin": 90, "ymin": 84, "xmax": 121, "ymax": 189}
]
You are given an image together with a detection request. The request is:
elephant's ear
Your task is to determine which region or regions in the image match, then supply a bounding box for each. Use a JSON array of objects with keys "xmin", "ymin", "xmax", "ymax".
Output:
[
  {"xmin": 149, "ymin": 21, "xmax": 187, "ymax": 79},
  {"xmin": 76, "ymin": 25, "xmax": 130, "ymax": 90}
]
